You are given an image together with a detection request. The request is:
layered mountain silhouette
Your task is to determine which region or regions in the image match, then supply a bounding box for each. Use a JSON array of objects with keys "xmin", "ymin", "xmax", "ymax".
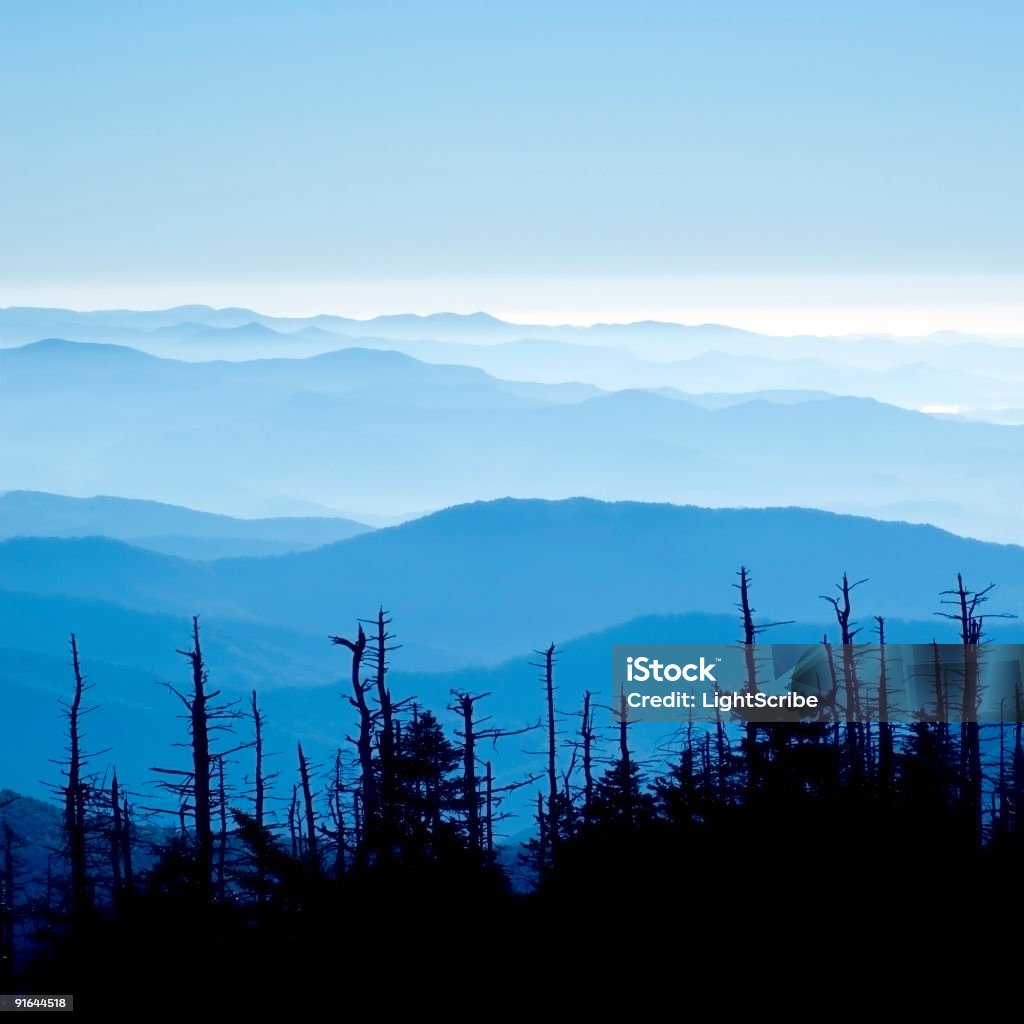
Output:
[
  {"xmin": 0, "ymin": 490, "xmax": 370, "ymax": 558},
  {"xmin": 3, "ymin": 340, "xmax": 1022, "ymax": 540},
  {"xmin": 3, "ymin": 305, "xmax": 1022, "ymax": 414},
  {"xmin": 1, "ymin": 498, "xmax": 1020, "ymax": 668}
]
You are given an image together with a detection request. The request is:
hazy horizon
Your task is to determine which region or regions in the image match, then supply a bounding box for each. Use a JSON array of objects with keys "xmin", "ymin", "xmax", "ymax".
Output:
[
  {"xmin": 4, "ymin": 280, "xmax": 1024, "ymax": 339},
  {"xmin": 5, "ymin": 4, "xmax": 1024, "ymax": 337}
]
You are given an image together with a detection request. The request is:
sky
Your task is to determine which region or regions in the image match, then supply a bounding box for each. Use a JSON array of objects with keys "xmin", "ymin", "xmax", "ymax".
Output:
[{"xmin": 2, "ymin": 1, "xmax": 1022, "ymax": 333}]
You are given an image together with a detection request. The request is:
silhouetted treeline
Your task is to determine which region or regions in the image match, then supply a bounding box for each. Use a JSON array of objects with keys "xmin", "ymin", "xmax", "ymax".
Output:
[{"xmin": 2, "ymin": 570, "xmax": 1022, "ymax": 1005}]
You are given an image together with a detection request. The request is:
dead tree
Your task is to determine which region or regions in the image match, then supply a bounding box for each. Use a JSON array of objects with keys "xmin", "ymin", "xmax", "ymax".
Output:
[
  {"xmin": 534, "ymin": 792, "xmax": 545, "ymax": 877},
  {"xmin": 485, "ymin": 761, "xmax": 494, "ymax": 857},
  {"xmin": 821, "ymin": 573, "xmax": 868, "ymax": 779},
  {"xmin": 936, "ymin": 574, "xmax": 1015, "ymax": 840},
  {"xmin": 288, "ymin": 785, "xmax": 300, "ymax": 859},
  {"xmin": 108, "ymin": 770, "xmax": 133, "ymax": 900},
  {"xmin": 820, "ymin": 635, "xmax": 841, "ymax": 730},
  {"xmin": 173, "ymin": 617, "xmax": 212, "ymax": 889},
  {"xmin": 243, "ymin": 690, "xmax": 278, "ymax": 900},
  {"xmin": 735, "ymin": 566, "xmax": 793, "ymax": 793},
  {"xmin": 120, "ymin": 791, "xmax": 133, "ymax": 894},
  {"xmin": 580, "ymin": 690, "xmax": 596, "ymax": 823},
  {"xmin": 530, "ymin": 643, "xmax": 562, "ymax": 860},
  {"xmin": 361, "ymin": 609, "xmax": 401, "ymax": 829},
  {"xmin": 330, "ymin": 625, "xmax": 374, "ymax": 862},
  {"xmin": 451, "ymin": 692, "xmax": 484, "ymax": 849},
  {"xmin": 250, "ymin": 692, "xmax": 268, "ymax": 838},
  {"xmin": 151, "ymin": 616, "xmax": 244, "ymax": 897},
  {"xmin": 449, "ymin": 690, "xmax": 538, "ymax": 853},
  {"xmin": 297, "ymin": 743, "xmax": 319, "ymax": 872},
  {"xmin": 821, "ymin": 573, "xmax": 867, "ymax": 720},
  {"xmin": 215, "ymin": 756, "xmax": 228, "ymax": 899},
  {"xmin": 108, "ymin": 772, "xmax": 123, "ymax": 894},
  {"xmin": 874, "ymin": 617, "xmax": 893, "ymax": 801},
  {"xmin": 53, "ymin": 634, "xmax": 101, "ymax": 921},
  {"xmin": 66, "ymin": 635, "xmax": 89, "ymax": 917},
  {"xmin": 326, "ymin": 752, "xmax": 349, "ymax": 879},
  {"xmin": 612, "ymin": 692, "xmax": 639, "ymax": 826}
]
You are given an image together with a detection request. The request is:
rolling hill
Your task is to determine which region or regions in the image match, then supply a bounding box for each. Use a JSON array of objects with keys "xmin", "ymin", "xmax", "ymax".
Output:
[
  {"xmin": 0, "ymin": 499, "xmax": 1020, "ymax": 668},
  {"xmin": 0, "ymin": 490, "xmax": 371, "ymax": 558}
]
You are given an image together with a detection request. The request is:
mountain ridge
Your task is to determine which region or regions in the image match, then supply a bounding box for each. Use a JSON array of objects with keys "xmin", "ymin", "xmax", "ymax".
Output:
[
  {"xmin": 0, "ymin": 498, "xmax": 1019, "ymax": 669},
  {"xmin": 0, "ymin": 490, "xmax": 372, "ymax": 559}
]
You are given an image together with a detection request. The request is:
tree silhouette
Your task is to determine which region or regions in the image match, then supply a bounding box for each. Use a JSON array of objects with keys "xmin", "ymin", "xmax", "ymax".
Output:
[
  {"xmin": 936, "ymin": 574, "xmax": 1015, "ymax": 838},
  {"xmin": 8, "ymin": 569, "xmax": 1024, "ymax": 998},
  {"xmin": 151, "ymin": 616, "xmax": 245, "ymax": 898}
]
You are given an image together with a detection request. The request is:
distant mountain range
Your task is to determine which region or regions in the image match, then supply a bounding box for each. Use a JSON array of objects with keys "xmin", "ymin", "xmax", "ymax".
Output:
[
  {"xmin": 2, "ymin": 305, "xmax": 1022, "ymax": 415},
  {"xmin": 3, "ymin": 340, "xmax": 1022, "ymax": 541},
  {"xmin": 0, "ymin": 490, "xmax": 371, "ymax": 559}
]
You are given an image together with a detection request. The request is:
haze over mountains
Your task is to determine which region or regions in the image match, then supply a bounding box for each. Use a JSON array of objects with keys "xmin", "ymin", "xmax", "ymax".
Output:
[
  {"xmin": 2, "ymin": 305, "xmax": 1023, "ymax": 416},
  {"xmin": 3, "ymin": 333, "xmax": 1023, "ymax": 542}
]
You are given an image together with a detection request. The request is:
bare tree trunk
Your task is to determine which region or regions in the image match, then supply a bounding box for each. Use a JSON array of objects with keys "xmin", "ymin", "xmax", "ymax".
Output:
[
  {"xmin": 450, "ymin": 689, "xmax": 536, "ymax": 854},
  {"xmin": 178, "ymin": 617, "xmax": 212, "ymax": 895},
  {"xmin": 541, "ymin": 644, "xmax": 558, "ymax": 858},
  {"xmin": 110, "ymin": 771, "xmax": 123, "ymax": 895},
  {"xmin": 485, "ymin": 760, "xmax": 494, "ymax": 859},
  {"xmin": 288, "ymin": 785, "xmax": 299, "ymax": 859},
  {"xmin": 330, "ymin": 752, "xmax": 347, "ymax": 879},
  {"xmin": 351, "ymin": 792, "xmax": 362, "ymax": 851},
  {"xmin": 735, "ymin": 567, "xmax": 792, "ymax": 795},
  {"xmin": 936, "ymin": 575, "xmax": 1012, "ymax": 843},
  {"xmin": 619, "ymin": 693, "xmax": 633, "ymax": 826},
  {"xmin": 371, "ymin": 609, "xmax": 396, "ymax": 838},
  {"xmin": 581, "ymin": 690, "xmax": 595, "ymax": 824},
  {"xmin": 251, "ymin": 691, "xmax": 266, "ymax": 831},
  {"xmin": 120, "ymin": 795, "xmax": 133, "ymax": 891},
  {"xmin": 875, "ymin": 617, "xmax": 893, "ymax": 803},
  {"xmin": 216, "ymin": 756, "xmax": 228, "ymax": 899},
  {"xmin": 456, "ymin": 694, "xmax": 480, "ymax": 849},
  {"xmin": 153, "ymin": 617, "xmax": 242, "ymax": 900},
  {"xmin": 949, "ymin": 575, "xmax": 983, "ymax": 838},
  {"xmin": 297, "ymin": 744, "xmax": 318, "ymax": 871},
  {"xmin": 331, "ymin": 626, "xmax": 373, "ymax": 862},
  {"xmin": 250, "ymin": 690, "xmax": 267, "ymax": 901},
  {"xmin": 738, "ymin": 566, "xmax": 759, "ymax": 792},
  {"xmin": 822, "ymin": 574, "xmax": 867, "ymax": 782},
  {"xmin": 534, "ymin": 792, "xmax": 546, "ymax": 877},
  {"xmin": 66, "ymin": 634, "xmax": 89, "ymax": 919}
]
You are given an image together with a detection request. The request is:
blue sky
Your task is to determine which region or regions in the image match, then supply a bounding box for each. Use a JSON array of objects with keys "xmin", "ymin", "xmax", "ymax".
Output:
[{"xmin": 2, "ymin": 1, "xmax": 1022, "ymax": 331}]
